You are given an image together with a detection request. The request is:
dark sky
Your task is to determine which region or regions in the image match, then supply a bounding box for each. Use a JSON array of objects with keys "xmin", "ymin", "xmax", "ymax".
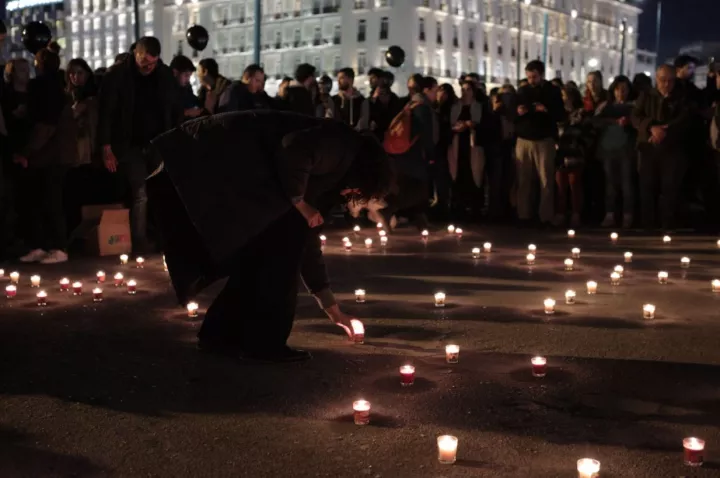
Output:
[{"xmin": 638, "ymin": 0, "xmax": 720, "ymax": 60}]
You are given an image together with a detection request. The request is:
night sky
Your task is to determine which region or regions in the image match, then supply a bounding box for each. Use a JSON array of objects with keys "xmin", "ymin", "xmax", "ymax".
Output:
[{"xmin": 638, "ymin": 0, "xmax": 720, "ymax": 61}]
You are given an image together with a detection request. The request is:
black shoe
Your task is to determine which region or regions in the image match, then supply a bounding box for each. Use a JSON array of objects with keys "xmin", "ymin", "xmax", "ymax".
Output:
[{"xmin": 241, "ymin": 346, "xmax": 312, "ymax": 363}]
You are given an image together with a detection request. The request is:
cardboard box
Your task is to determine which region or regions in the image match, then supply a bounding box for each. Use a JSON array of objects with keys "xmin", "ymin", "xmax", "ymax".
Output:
[{"xmin": 80, "ymin": 204, "xmax": 132, "ymax": 256}]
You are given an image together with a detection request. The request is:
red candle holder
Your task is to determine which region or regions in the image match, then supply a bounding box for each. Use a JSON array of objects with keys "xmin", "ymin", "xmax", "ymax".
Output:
[
  {"xmin": 352, "ymin": 400, "xmax": 370, "ymax": 426},
  {"xmin": 113, "ymin": 273, "xmax": 124, "ymax": 287},
  {"xmin": 399, "ymin": 365, "xmax": 415, "ymax": 386},
  {"xmin": 531, "ymin": 356, "xmax": 547, "ymax": 377},
  {"xmin": 344, "ymin": 242, "xmax": 352, "ymax": 251},
  {"xmin": 127, "ymin": 280, "xmax": 137, "ymax": 295},
  {"xmin": 72, "ymin": 282, "xmax": 83, "ymax": 296},
  {"xmin": 36, "ymin": 291, "xmax": 47, "ymax": 307},
  {"xmin": 96, "ymin": 271, "xmax": 106, "ymax": 283},
  {"xmin": 59, "ymin": 278, "xmax": 70, "ymax": 292},
  {"xmin": 683, "ymin": 437, "xmax": 705, "ymax": 467},
  {"xmin": 93, "ymin": 288, "xmax": 103, "ymax": 302},
  {"xmin": 5, "ymin": 285, "xmax": 16, "ymax": 299}
]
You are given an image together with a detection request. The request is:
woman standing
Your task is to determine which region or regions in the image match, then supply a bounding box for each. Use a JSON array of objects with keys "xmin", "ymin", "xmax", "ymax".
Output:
[
  {"xmin": 66, "ymin": 59, "xmax": 98, "ymax": 167},
  {"xmin": 554, "ymin": 86, "xmax": 587, "ymax": 227}
]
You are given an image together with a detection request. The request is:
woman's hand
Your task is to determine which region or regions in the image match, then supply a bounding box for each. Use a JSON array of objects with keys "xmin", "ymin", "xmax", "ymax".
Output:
[
  {"xmin": 295, "ymin": 200, "xmax": 324, "ymax": 228},
  {"xmin": 325, "ymin": 305, "xmax": 355, "ymax": 339}
]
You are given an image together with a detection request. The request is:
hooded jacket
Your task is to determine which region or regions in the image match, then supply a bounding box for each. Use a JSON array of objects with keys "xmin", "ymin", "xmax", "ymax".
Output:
[{"xmin": 333, "ymin": 88, "xmax": 365, "ymax": 127}]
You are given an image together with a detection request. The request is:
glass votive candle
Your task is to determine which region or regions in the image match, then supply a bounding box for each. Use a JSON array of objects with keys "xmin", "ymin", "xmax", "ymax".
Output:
[
  {"xmin": 567, "ymin": 229, "xmax": 575, "ymax": 239},
  {"xmin": 0, "ymin": 269, "xmax": 4, "ymax": 278},
  {"xmin": 712, "ymin": 279, "xmax": 720, "ymax": 292},
  {"xmin": 352, "ymin": 399, "xmax": 370, "ymax": 425},
  {"xmin": 187, "ymin": 301, "xmax": 199, "ymax": 318},
  {"xmin": 350, "ymin": 319, "xmax": 365, "ymax": 344},
  {"xmin": 447, "ymin": 225, "xmax": 455, "ymax": 234},
  {"xmin": 344, "ymin": 241, "xmax": 353, "ymax": 251},
  {"xmin": 471, "ymin": 247, "xmax": 481, "ymax": 259},
  {"xmin": 127, "ymin": 280, "xmax": 137, "ymax": 295},
  {"xmin": 319, "ymin": 234, "xmax": 327, "ymax": 246},
  {"xmin": 93, "ymin": 287, "xmax": 103, "ymax": 302},
  {"xmin": 380, "ymin": 236, "xmax": 388, "ymax": 247},
  {"xmin": 421, "ymin": 229, "xmax": 429, "ymax": 239},
  {"xmin": 378, "ymin": 230, "xmax": 386, "ymax": 237},
  {"xmin": 114, "ymin": 273, "xmax": 124, "ymax": 287},
  {"xmin": 571, "ymin": 247, "xmax": 581, "ymax": 259},
  {"xmin": 565, "ymin": 290, "xmax": 576, "ymax": 305},
  {"xmin": 445, "ymin": 344, "xmax": 459, "ymax": 364},
  {"xmin": 643, "ymin": 304, "xmax": 656, "ymax": 319},
  {"xmin": 717, "ymin": 239, "xmax": 720, "ymax": 249},
  {"xmin": 528, "ymin": 244, "xmax": 537, "ymax": 253},
  {"xmin": 10, "ymin": 271, "xmax": 19, "ymax": 284},
  {"xmin": 681, "ymin": 257, "xmax": 690, "ymax": 268},
  {"xmin": 586, "ymin": 281, "xmax": 598, "ymax": 295},
  {"xmin": 59, "ymin": 278, "xmax": 70, "ymax": 292},
  {"xmin": 376, "ymin": 222, "xmax": 383, "ymax": 230},
  {"xmin": 5, "ymin": 285, "xmax": 16, "ymax": 299},
  {"xmin": 455, "ymin": 228, "xmax": 463, "ymax": 236},
  {"xmin": 531, "ymin": 356, "xmax": 547, "ymax": 377},
  {"xmin": 543, "ymin": 298, "xmax": 555, "ymax": 315},
  {"xmin": 399, "ymin": 365, "xmax": 415, "ymax": 386},
  {"xmin": 663, "ymin": 235, "xmax": 672, "ymax": 244},
  {"xmin": 577, "ymin": 458, "xmax": 600, "ymax": 478},
  {"xmin": 355, "ymin": 289, "xmax": 366, "ymax": 303},
  {"xmin": 434, "ymin": 292, "xmax": 446, "ymax": 308},
  {"xmin": 658, "ymin": 271, "xmax": 668, "ymax": 284},
  {"xmin": 526, "ymin": 253, "xmax": 535, "ymax": 265},
  {"xmin": 36, "ymin": 290, "xmax": 47, "ymax": 307},
  {"xmin": 436, "ymin": 435, "xmax": 458, "ymax": 465},
  {"xmin": 683, "ymin": 437, "xmax": 705, "ymax": 467},
  {"xmin": 119, "ymin": 254, "xmax": 128, "ymax": 265},
  {"xmin": 364, "ymin": 238, "xmax": 373, "ymax": 249},
  {"xmin": 564, "ymin": 258, "xmax": 574, "ymax": 271},
  {"xmin": 624, "ymin": 251, "xmax": 633, "ymax": 263},
  {"xmin": 614, "ymin": 265, "xmax": 624, "ymax": 277},
  {"xmin": 96, "ymin": 270, "xmax": 106, "ymax": 283},
  {"xmin": 353, "ymin": 225, "xmax": 361, "ymax": 233},
  {"xmin": 29, "ymin": 275, "xmax": 41, "ymax": 287},
  {"xmin": 483, "ymin": 242, "xmax": 492, "ymax": 253},
  {"xmin": 610, "ymin": 272, "xmax": 621, "ymax": 285},
  {"xmin": 135, "ymin": 257, "xmax": 145, "ymax": 269},
  {"xmin": 72, "ymin": 281, "xmax": 83, "ymax": 296},
  {"xmin": 610, "ymin": 232, "xmax": 619, "ymax": 242},
  {"xmin": 342, "ymin": 236, "xmax": 350, "ymax": 244}
]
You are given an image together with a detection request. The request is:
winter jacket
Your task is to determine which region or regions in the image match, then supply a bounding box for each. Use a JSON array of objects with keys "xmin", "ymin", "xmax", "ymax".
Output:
[
  {"xmin": 283, "ymin": 81, "xmax": 315, "ymax": 116},
  {"xmin": 515, "ymin": 81, "xmax": 566, "ymax": 140},
  {"xmin": 448, "ymin": 100, "xmax": 485, "ymax": 186},
  {"xmin": 593, "ymin": 101, "xmax": 635, "ymax": 154},
  {"xmin": 332, "ymin": 89, "xmax": 364, "ymax": 127},
  {"xmin": 631, "ymin": 88, "xmax": 693, "ymax": 153},
  {"xmin": 198, "ymin": 75, "xmax": 243, "ymax": 114},
  {"xmin": 556, "ymin": 108, "xmax": 588, "ymax": 169},
  {"xmin": 356, "ymin": 92, "xmax": 403, "ymax": 142}
]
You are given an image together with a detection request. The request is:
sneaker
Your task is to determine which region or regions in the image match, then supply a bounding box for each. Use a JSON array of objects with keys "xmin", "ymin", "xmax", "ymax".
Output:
[
  {"xmin": 622, "ymin": 213, "xmax": 633, "ymax": 229},
  {"xmin": 19, "ymin": 248, "xmax": 48, "ymax": 263},
  {"xmin": 39, "ymin": 250, "xmax": 68, "ymax": 264},
  {"xmin": 551, "ymin": 214, "xmax": 565, "ymax": 227},
  {"xmin": 570, "ymin": 213, "xmax": 581, "ymax": 227},
  {"xmin": 601, "ymin": 213, "xmax": 615, "ymax": 227}
]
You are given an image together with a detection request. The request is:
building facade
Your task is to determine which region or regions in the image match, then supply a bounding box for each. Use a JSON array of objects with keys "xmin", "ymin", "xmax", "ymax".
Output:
[
  {"xmin": 634, "ymin": 48, "xmax": 656, "ymax": 78},
  {"xmin": 6, "ymin": 0, "xmax": 67, "ymax": 62}
]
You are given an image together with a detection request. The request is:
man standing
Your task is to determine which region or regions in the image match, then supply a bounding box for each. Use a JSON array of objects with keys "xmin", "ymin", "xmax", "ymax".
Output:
[
  {"xmin": 514, "ymin": 60, "xmax": 565, "ymax": 226},
  {"xmin": 169, "ymin": 55, "xmax": 202, "ymax": 120},
  {"xmin": 333, "ymin": 67, "xmax": 364, "ymax": 128},
  {"xmin": 283, "ymin": 63, "xmax": 317, "ymax": 116},
  {"xmin": 197, "ymin": 58, "xmax": 241, "ymax": 115},
  {"xmin": 98, "ymin": 36, "xmax": 182, "ymax": 253},
  {"xmin": 233, "ymin": 64, "xmax": 269, "ymax": 111}
]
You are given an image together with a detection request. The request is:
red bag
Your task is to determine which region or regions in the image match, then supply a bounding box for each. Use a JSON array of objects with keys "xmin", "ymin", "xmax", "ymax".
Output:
[{"xmin": 383, "ymin": 102, "xmax": 419, "ymax": 155}]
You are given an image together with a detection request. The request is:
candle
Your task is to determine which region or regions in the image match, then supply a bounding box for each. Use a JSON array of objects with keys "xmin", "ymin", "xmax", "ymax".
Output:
[
  {"xmin": 543, "ymin": 298, "xmax": 555, "ymax": 315},
  {"xmin": 483, "ymin": 242, "xmax": 492, "ymax": 253},
  {"xmin": 531, "ymin": 356, "xmax": 547, "ymax": 377},
  {"xmin": 355, "ymin": 289, "xmax": 366, "ymax": 303},
  {"xmin": 436, "ymin": 435, "xmax": 458, "ymax": 465},
  {"xmin": 96, "ymin": 270, "xmax": 106, "ymax": 283},
  {"xmin": 571, "ymin": 247, "xmax": 581, "ymax": 259},
  {"xmin": 59, "ymin": 278, "xmax": 70, "ymax": 291},
  {"xmin": 319, "ymin": 234, "xmax": 327, "ymax": 246},
  {"xmin": 683, "ymin": 437, "xmax": 705, "ymax": 467},
  {"xmin": 376, "ymin": 222, "xmax": 383, "ymax": 230},
  {"xmin": 378, "ymin": 230, "xmax": 386, "ymax": 237},
  {"xmin": 445, "ymin": 344, "xmax": 459, "ymax": 364},
  {"xmin": 564, "ymin": 258, "xmax": 574, "ymax": 271},
  {"xmin": 36, "ymin": 290, "xmax": 47, "ymax": 306},
  {"xmin": 0, "ymin": 269, "xmax": 4, "ymax": 278},
  {"xmin": 135, "ymin": 257, "xmax": 145, "ymax": 269},
  {"xmin": 352, "ymin": 400, "xmax": 370, "ymax": 425},
  {"xmin": 342, "ymin": 236, "xmax": 350, "ymax": 244},
  {"xmin": 380, "ymin": 236, "xmax": 388, "ymax": 247},
  {"xmin": 10, "ymin": 271, "xmax": 19, "ymax": 284},
  {"xmin": 5, "ymin": 285, "xmax": 16, "ymax": 299},
  {"xmin": 114, "ymin": 273, "xmax": 124, "ymax": 287},
  {"xmin": 353, "ymin": 225, "xmax": 361, "ymax": 233},
  {"xmin": 624, "ymin": 251, "xmax": 633, "ymax": 263},
  {"xmin": 526, "ymin": 253, "xmax": 535, "ymax": 265},
  {"xmin": 72, "ymin": 281, "xmax": 83, "ymax": 296},
  {"xmin": 565, "ymin": 290, "xmax": 576, "ymax": 305},
  {"xmin": 586, "ymin": 281, "xmax": 598, "ymax": 294},
  {"xmin": 614, "ymin": 265, "xmax": 624, "ymax": 277},
  {"xmin": 187, "ymin": 302, "xmax": 199, "ymax": 318},
  {"xmin": 364, "ymin": 238, "xmax": 372, "ymax": 249},
  {"xmin": 610, "ymin": 232, "xmax": 618, "ymax": 242},
  {"xmin": 681, "ymin": 257, "xmax": 690, "ymax": 268},
  {"xmin": 610, "ymin": 272, "xmax": 621, "ymax": 285},
  {"xmin": 399, "ymin": 365, "xmax": 415, "ymax": 387},
  {"xmin": 350, "ymin": 319, "xmax": 365, "ymax": 344},
  {"xmin": 471, "ymin": 247, "xmax": 480, "ymax": 259},
  {"xmin": 127, "ymin": 280, "xmax": 137, "ymax": 295},
  {"xmin": 434, "ymin": 292, "xmax": 446, "ymax": 308},
  {"xmin": 528, "ymin": 244, "xmax": 537, "ymax": 253},
  {"xmin": 119, "ymin": 254, "xmax": 128, "ymax": 265},
  {"xmin": 663, "ymin": 235, "xmax": 672, "ymax": 244},
  {"xmin": 658, "ymin": 271, "xmax": 668, "ymax": 284},
  {"xmin": 567, "ymin": 229, "xmax": 575, "ymax": 238},
  {"xmin": 447, "ymin": 225, "xmax": 455, "ymax": 234},
  {"xmin": 344, "ymin": 241, "xmax": 353, "ymax": 251},
  {"xmin": 577, "ymin": 458, "xmax": 600, "ymax": 478},
  {"xmin": 643, "ymin": 304, "xmax": 655, "ymax": 320},
  {"xmin": 717, "ymin": 239, "xmax": 720, "ymax": 248},
  {"xmin": 93, "ymin": 287, "xmax": 103, "ymax": 302},
  {"xmin": 30, "ymin": 275, "xmax": 40, "ymax": 287},
  {"xmin": 421, "ymin": 229, "xmax": 429, "ymax": 238},
  {"xmin": 455, "ymin": 228, "xmax": 463, "ymax": 236},
  {"xmin": 712, "ymin": 279, "xmax": 720, "ymax": 292}
]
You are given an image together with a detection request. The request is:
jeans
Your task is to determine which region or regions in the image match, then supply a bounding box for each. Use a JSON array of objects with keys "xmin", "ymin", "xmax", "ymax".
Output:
[
  {"xmin": 515, "ymin": 137, "xmax": 556, "ymax": 223},
  {"xmin": 555, "ymin": 168, "xmax": 583, "ymax": 216},
  {"xmin": 119, "ymin": 153, "xmax": 149, "ymax": 250},
  {"xmin": 26, "ymin": 165, "xmax": 68, "ymax": 251},
  {"xmin": 602, "ymin": 149, "xmax": 635, "ymax": 215},
  {"xmin": 639, "ymin": 148, "xmax": 686, "ymax": 230}
]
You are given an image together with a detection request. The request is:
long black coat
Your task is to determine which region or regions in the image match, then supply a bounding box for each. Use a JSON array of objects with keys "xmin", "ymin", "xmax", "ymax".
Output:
[{"xmin": 148, "ymin": 111, "xmax": 366, "ymax": 303}]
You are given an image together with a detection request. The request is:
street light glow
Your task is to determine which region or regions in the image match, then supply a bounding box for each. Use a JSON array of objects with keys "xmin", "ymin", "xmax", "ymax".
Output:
[
  {"xmin": 570, "ymin": 9, "xmax": 578, "ymax": 18},
  {"xmin": 588, "ymin": 58, "xmax": 599, "ymax": 68},
  {"xmin": 524, "ymin": 0, "xmax": 531, "ymax": 5},
  {"xmin": 628, "ymin": 26, "xmax": 634, "ymax": 34}
]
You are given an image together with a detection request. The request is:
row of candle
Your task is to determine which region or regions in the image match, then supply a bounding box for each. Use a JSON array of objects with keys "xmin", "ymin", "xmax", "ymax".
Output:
[{"xmin": 6, "ymin": 280, "xmax": 138, "ymax": 301}]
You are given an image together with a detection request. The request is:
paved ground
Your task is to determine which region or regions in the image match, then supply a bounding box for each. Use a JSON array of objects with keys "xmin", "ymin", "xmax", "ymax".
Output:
[{"xmin": 2, "ymin": 225, "xmax": 720, "ymax": 477}]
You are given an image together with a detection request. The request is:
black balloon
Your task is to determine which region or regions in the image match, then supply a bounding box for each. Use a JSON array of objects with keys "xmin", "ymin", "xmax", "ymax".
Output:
[
  {"xmin": 186, "ymin": 25, "xmax": 209, "ymax": 52},
  {"xmin": 385, "ymin": 46, "xmax": 405, "ymax": 68},
  {"xmin": 22, "ymin": 21, "xmax": 52, "ymax": 55}
]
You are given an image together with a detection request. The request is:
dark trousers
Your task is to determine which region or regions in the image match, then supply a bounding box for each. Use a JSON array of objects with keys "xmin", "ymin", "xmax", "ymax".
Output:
[
  {"xmin": 26, "ymin": 165, "xmax": 68, "ymax": 251},
  {"xmin": 118, "ymin": 155, "xmax": 149, "ymax": 250},
  {"xmin": 198, "ymin": 208, "xmax": 308, "ymax": 351},
  {"xmin": 428, "ymin": 157, "xmax": 451, "ymax": 219},
  {"xmin": 487, "ymin": 140, "xmax": 515, "ymax": 219},
  {"xmin": 639, "ymin": 148, "xmax": 686, "ymax": 230},
  {"xmin": 602, "ymin": 149, "xmax": 635, "ymax": 215}
]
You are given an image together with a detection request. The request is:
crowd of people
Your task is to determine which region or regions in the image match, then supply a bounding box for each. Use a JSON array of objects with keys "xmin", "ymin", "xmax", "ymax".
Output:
[{"xmin": 1, "ymin": 35, "xmax": 720, "ymax": 266}]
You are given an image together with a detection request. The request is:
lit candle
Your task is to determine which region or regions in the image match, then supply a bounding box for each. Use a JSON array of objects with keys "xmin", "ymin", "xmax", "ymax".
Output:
[
  {"xmin": 586, "ymin": 281, "xmax": 598, "ymax": 294},
  {"xmin": 447, "ymin": 225, "xmax": 455, "ymax": 234},
  {"xmin": 30, "ymin": 275, "xmax": 41, "ymax": 287},
  {"xmin": 526, "ymin": 253, "xmax": 535, "ymax": 265},
  {"xmin": 531, "ymin": 356, "xmax": 547, "ymax": 377},
  {"xmin": 93, "ymin": 287, "xmax": 103, "ymax": 302},
  {"xmin": 471, "ymin": 247, "xmax": 480, "ymax": 259},
  {"xmin": 353, "ymin": 225, "xmax": 361, "ymax": 233},
  {"xmin": 5, "ymin": 285, "xmax": 16, "ymax": 299},
  {"xmin": 567, "ymin": 229, "xmax": 575, "ymax": 238},
  {"xmin": 483, "ymin": 242, "xmax": 492, "ymax": 253},
  {"xmin": 455, "ymin": 228, "xmax": 463, "ymax": 236},
  {"xmin": 663, "ymin": 235, "xmax": 672, "ymax": 244},
  {"xmin": 577, "ymin": 458, "xmax": 600, "ymax": 478},
  {"xmin": 36, "ymin": 290, "xmax": 47, "ymax": 307},
  {"xmin": 114, "ymin": 273, "xmax": 124, "ymax": 287},
  {"xmin": 658, "ymin": 271, "xmax": 668, "ymax": 284},
  {"xmin": 350, "ymin": 319, "xmax": 365, "ymax": 344},
  {"xmin": 680, "ymin": 257, "xmax": 690, "ymax": 268},
  {"xmin": 643, "ymin": 304, "xmax": 655, "ymax": 320},
  {"xmin": 187, "ymin": 302, "xmax": 199, "ymax": 318},
  {"xmin": 96, "ymin": 270, "xmax": 106, "ymax": 283},
  {"xmin": 378, "ymin": 230, "xmax": 386, "ymax": 237},
  {"xmin": 354, "ymin": 289, "xmax": 366, "ymax": 303},
  {"xmin": 434, "ymin": 292, "xmax": 446, "ymax": 308},
  {"xmin": 436, "ymin": 435, "xmax": 458, "ymax": 465},
  {"xmin": 376, "ymin": 222, "xmax": 383, "ymax": 230},
  {"xmin": 717, "ymin": 239, "xmax": 720, "ymax": 248},
  {"xmin": 380, "ymin": 236, "xmax": 388, "ymax": 247},
  {"xmin": 624, "ymin": 251, "xmax": 633, "ymax": 263},
  {"xmin": 59, "ymin": 278, "xmax": 70, "ymax": 291},
  {"xmin": 683, "ymin": 437, "xmax": 705, "ymax": 467},
  {"xmin": 127, "ymin": 279, "xmax": 137, "ymax": 295},
  {"xmin": 565, "ymin": 290, "xmax": 576, "ymax": 305},
  {"xmin": 712, "ymin": 280, "xmax": 720, "ymax": 292},
  {"xmin": 352, "ymin": 400, "xmax": 371, "ymax": 426},
  {"xmin": 610, "ymin": 232, "xmax": 618, "ymax": 242},
  {"xmin": 610, "ymin": 272, "xmax": 621, "ymax": 285},
  {"xmin": 445, "ymin": 344, "xmax": 459, "ymax": 364},
  {"xmin": 319, "ymin": 234, "xmax": 327, "ymax": 246},
  {"xmin": 399, "ymin": 365, "xmax": 415, "ymax": 387},
  {"xmin": 421, "ymin": 229, "xmax": 429, "ymax": 239},
  {"xmin": 364, "ymin": 238, "xmax": 373, "ymax": 249},
  {"xmin": 528, "ymin": 244, "xmax": 537, "ymax": 253},
  {"xmin": 571, "ymin": 247, "xmax": 581, "ymax": 259},
  {"xmin": 0, "ymin": 269, "xmax": 4, "ymax": 278},
  {"xmin": 344, "ymin": 241, "xmax": 353, "ymax": 251},
  {"xmin": 135, "ymin": 257, "xmax": 145, "ymax": 269},
  {"xmin": 564, "ymin": 258, "xmax": 574, "ymax": 271},
  {"xmin": 543, "ymin": 298, "xmax": 555, "ymax": 315},
  {"xmin": 614, "ymin": 265, "xmax": 624, "ymax": 277},
  {"xmin": 119, "ymin": 254, "xmax": 128, "ymax": 265},
  {"xmin": 342, "ymin": 236, "xmax": 350, "ymax": 244},
  {"xmin": 10, "ymin": 271, "xmax": 19, "ymax": 284},
  {"xmin": 72, "ymin": 281, "xmax": 83, "ymax": 296}
]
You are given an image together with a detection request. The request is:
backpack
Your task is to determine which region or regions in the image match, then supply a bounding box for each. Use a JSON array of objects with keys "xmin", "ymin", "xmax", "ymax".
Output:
[{"xmin": 383, "ymin": 102, "xmax": 419, "ymax": 155}]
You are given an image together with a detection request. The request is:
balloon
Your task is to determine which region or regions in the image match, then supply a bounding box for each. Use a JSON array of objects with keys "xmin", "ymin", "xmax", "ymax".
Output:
[
  {"xmin": 385, "ymin": 46, "xmax": 405, "ymax": 68},
  {"xmin": 21, "ymin": 21, "xmax": 52, "ymax": 55},
  {"xmin": 186, "ymin": 25, "xmax": 209, "ymax": 52}
]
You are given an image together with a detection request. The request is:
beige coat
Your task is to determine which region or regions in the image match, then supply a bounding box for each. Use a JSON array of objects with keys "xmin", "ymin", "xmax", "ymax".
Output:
[{"xmin": 448, "ymin": 100, "xmax": 485, "ymax": 187}]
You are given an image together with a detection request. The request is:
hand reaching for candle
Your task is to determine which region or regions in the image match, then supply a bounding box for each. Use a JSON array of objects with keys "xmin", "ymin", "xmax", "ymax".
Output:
[
  {"xmin": 325, "ymin": 304, "xmax": 355, "ymax": 339},
  {"xmin": 295, "ymin": 199, "xmax": 324, "ymax": 228}
]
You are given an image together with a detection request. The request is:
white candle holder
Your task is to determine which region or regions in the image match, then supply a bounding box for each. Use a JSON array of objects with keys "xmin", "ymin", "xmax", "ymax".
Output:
[
  {"xmin": 350, "ymin": 319, "xmax": 365, "ymax": 344},
  {"xmin": 352, "ymin": 400, "xmax": 370, "ymax": 425},
  {"xmin": 712, "ymin": 280, "xmax": 720, "ymax": 292},
  {"xmin": 30, "ymin": 275, "xmax": 41, "ymax": 288},
  {"xmin": 353, "ymin": 225, "xmax": 361, "ymax": 233},
  {"xmin": 364, "ymin": 238, "xmax": 373, "ymax": 249},
  {"xmin": 342, "ymin": 236, "xmax": 350, "ymax": 244},
  {"xmin": 564, "ymin": 259, "xmax": 574, "ymax": 271},
  {"xmin": 643, "ymin": 304, "xmax": 655, "ymax": 320},
  {"xmin": 543, "ymin": 298, "xmax": 555, "ymax": 315},
  {"xmin": 455, "ymin": 228, "xmax": 463, "ymax": 237},
  {"xmin": 119, "ymin": 254, "xmax": 128, "ymax": 265},
  {"xmin": 376, "ymin": 222, "xmax": 383, "ymax": 230},
  {"xmin": 680, "ymin": 257, "xmax": 690, "ymax": 268},
  {"xmin": 658, "ymin": 271, "xmax": 668, "ymax": 284},
  {"xmin": 571, "ymin": 247, "xmax": 581, "ymax": 259},
  {"xmin": 577, "ymin": 458, "xmax": 600, "ymax": 478},
  {"xmin": 378, "ymin": 230, "xmax": 386, "ymax": 237},
  {"xmin": 567, "ymin": 229, "xmax": 575, "ymax": 239},
  {"xmin": 421, "ymin": 229, "xmax": 429, "ymax": 239},
  {"xmin": 0, "ymin": 269, "xmax": 4, "ymax": 278},
  {"xmin": 483, "ymin": 242, "xmax": 492, "ymax": 253},
  {"xmin": 471, "ymin": 247, "xmax": 480, "ymax": 259},
  {"xmin": 663, "ymin": 235, "xmax": 672, "ymax": 245},
  {"xmin": 344, "ymin": 241, "xmax": 353, "ymax": 251},
  {"xmin": 624, "ymin": 251, "xmax": 633, "ymax": 263},
  {"xmin": 445, "ymin": 344, "xmax": 459, "ymax": 364},
  {"xmin": 610, "ymin": 272, "xmax": 621, "ymax": 286},
  {"xmin": 614, "ymin": 265, "xmax": 624, "ymax": 277},
  {"xmin": 586, "ymin": 281, "xmax": 598, "ymax": 295},
  {"xmin": 528, "ymin": 244, "xmax": 537, "ymax": 253},
  {"xmin": 526, "ymin": 253, "xmax": 535, "ymax": 265},
  {"xmin": 380, "ymin": 236, "xmax": 388, "ymax": 247},
  {"xmin": 187, "ymin": 302, "xmax": 199, "ymax": 318},
  {"xmin": 434, "ymin": 292, "xmax": 446, "ymax": 308},
  {"xmin": 610, "ymin": 232, "xmax": 618, "ymax": 242},
  {"xmin": 10, "ymin": 271, "xmax": 19, "ymax": 284},
  {"xmin": 565, "ymin": 290, "xmax": 576, "ymax": 305},
  {"xmin": 447, "ymin": 225, "xmax": 455, "ymax": 234},
  {"xmin": 436, "ymin": 435, "xmax": 458, "ymax": 465},
  {"xmin": 354, "ymin": 289, "xmax": 366, "ymax": 303},
  {"xmin": 319, "ymin": 235, "xmax": 327, "ymax": 246}
]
